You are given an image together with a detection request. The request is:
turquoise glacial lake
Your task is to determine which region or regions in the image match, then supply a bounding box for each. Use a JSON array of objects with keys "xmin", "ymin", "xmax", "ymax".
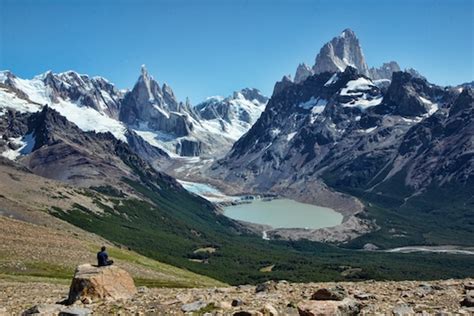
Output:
[{"xmin": 223, "ymin": 198, "xmax": 343, "ymax": 229}]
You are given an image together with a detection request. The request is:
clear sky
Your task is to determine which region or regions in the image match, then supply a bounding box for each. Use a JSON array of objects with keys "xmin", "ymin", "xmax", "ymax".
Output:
[{"xmin": 1, "ymin": 0, "xmax": 473, "ymax": 103}]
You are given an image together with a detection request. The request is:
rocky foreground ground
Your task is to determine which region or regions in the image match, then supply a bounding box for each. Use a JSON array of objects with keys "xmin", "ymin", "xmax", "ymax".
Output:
[{"xmin": 1, "ymin": 278, "xmax": 474, "ymax": 315}]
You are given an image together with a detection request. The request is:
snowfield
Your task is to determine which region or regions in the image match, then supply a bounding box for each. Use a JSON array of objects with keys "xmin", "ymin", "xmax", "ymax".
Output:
[{"xmin": 0, "ymin": 71, "xmax": 128, "ymax": 142}]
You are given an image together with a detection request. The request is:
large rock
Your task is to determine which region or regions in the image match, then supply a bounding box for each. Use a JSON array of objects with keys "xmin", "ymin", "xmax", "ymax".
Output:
[
  {"xmin": 181, "ymin": 300, "xmax": 208, "ymax": 312},
  {"xmin": 297, "ymin": 298, "xmax": 360, "ymax": 316},
  {"xmin": 461, "ymin": 290, "xmax": 474, "ymax": 307},
  {"xmin": 22, "ymin": 304, "xmax": 90, "ymax": 316},
  {"xmin": 392, "ymin": 303, "xmax": 415, "ymax": 315},
  {"xmin": 255, "ymin": 281, "xmax": 278, "ymax": 293},
  {"xmin": 311, "ymin": 286, "xmax": 347, "ymax": 301},
  {"xmin": 66, "ymin": 264, "xmax": 137, "ymax": 304}
]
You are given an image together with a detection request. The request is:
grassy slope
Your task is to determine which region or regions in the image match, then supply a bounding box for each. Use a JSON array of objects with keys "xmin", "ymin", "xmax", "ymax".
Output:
[
  {"xmin": 0, "ymin": 162, "xmax": 225, "ymax": 288},
  {"xmin": 0, "ymin": 215, "xmax": 224, "ymax": 288},
  {"xmin": 53, "ymin": 178, "xmax": 474, "ymax": 285}
]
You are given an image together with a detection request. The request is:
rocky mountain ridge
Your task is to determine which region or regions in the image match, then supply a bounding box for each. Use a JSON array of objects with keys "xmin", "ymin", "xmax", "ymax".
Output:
[
  {"xmin": 0, "ymin": 66, "xmax": 267, "ymax": 158},
  {"xmin": 209, "ymin": 62, "xmax": 473, "ymax": 244}
]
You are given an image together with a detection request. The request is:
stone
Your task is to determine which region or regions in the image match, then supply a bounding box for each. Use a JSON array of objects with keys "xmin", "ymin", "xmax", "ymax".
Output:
[
  {"xmin": 181, "ymin": 300, "xmax": 208, "ymax": 312},
  {"xmin": 66, "ymin": 264, "xmax": 137, "ymax": 305},
  {"xmin": 255, "ymin": 281, "xmax": 278, "ymax": 293},
  {"xmin": 354, "ymin": 292, "xmax": 376, "ymax": 300},
  {"xmin": 215, "ymin": 301, "xmax": 232, "ymax": 309},
  {"xmin": 464, "ymin": 282, "xmax": 474, "ymax": 291},
  {"xmin": 58, "ymin": 307, "xmax": 91, "ymax": 316},
  {"xmin": 22, "ymin": 304, "xmax": 91, "ymax": 316},
  {"xmin": 232, "ymin": 298, "xmax": 244, "ymax": 306},
  {"xmin": 392, "ymin": 303, "xmax": 415, "ymax": 316},
  {"xmin": 310, "ymin": 286, "xmax": 347, "ymax": 301},
  {"xmin": 22, "ymin": 304, "xmax": 63, "ymax": 315},
  {"xmin": 297, "ymin": 298, "xmax": 360, "ymax": 316},
  {"xmin": 461, "ymin": 290, "xmax": 474, "ymax": 307},
  {"xmin": 261, "ymin": 303, "xmax": 278, "ymax": 315},
  {"xmin": 137, "ymin": 286, "xmax": 149, "ymax": 294}
]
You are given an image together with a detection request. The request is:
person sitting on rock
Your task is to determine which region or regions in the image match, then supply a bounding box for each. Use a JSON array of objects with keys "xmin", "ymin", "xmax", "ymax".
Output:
[{"xmin": 97, "ymin": 246, "xmax": 114, "ymax": 267}]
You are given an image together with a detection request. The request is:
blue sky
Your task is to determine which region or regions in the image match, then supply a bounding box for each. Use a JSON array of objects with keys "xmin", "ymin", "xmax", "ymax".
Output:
[{"xmin": 0, "ymin": 0, "xmax": 473, "ymax": 103}]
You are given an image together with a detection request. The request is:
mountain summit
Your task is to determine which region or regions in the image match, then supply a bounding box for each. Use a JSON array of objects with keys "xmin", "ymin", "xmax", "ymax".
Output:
[
  {"xmin": 293, "ymin": 29, "xmax": 422, "ymax": 84},
  {"xmin": 313, "ymin": 28, "xmax": 370, "ymax": 76}
]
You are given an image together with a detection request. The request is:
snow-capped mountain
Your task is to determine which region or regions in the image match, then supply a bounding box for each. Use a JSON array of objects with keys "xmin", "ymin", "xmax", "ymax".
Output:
[
  {"xmin": 120, "ymin": 65, "xmax": 198, "ymax": 137},
  {"xmin": 0, "ymin": 70, "xmax": 128, "ymax": 141},
  {"xmin": 369, "ymin": 61, "xmax": 401, "ymax": 81},
  {"xmin": 292, "ymin": 28, "xmax": 424, "ymax": 84},
  {"xmin": 121, "ymin": 66, "xmax": 267, "ymax": 157},
  {"xmin": 209, "ymin": 61, "xmax": 472, "ymax": 240},
  {"xmin": 0, "ymin": 67, "xmax": 267, "ymax": 160},
  {"xmin": 212, "ymin": 44, "xmax": 467, "ymax": 197},
  {"xmin": 195, "ymin": 88, "xmax": 268, "ymax": 141}
]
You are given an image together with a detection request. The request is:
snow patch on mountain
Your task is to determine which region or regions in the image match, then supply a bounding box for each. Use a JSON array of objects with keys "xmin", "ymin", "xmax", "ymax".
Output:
[
  {"xmin": 324, "ymin": 73, "xmax": 339, "ymax": 86},
  {"xmin": 419, "ymin": 96, "xmax": 439, "ymax": 117},
  {"xmin": 340, "ymin": 77, "xmax": 382, "ymax": 110},
  {"xmin": 298, "ymin": 97, "xmax": 328, "ymax": 110},
  {"xmin": 1, "ymin": 133, "xmax": 36, "ymax": 160},
  {"xmin": 0, "ymin": 70, "xmax": 128, "ymax": 142}
]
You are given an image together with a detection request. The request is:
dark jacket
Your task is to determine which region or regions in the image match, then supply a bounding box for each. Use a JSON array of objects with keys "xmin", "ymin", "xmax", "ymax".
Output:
[{"xmin": 97, "ymin": 250, "xmax": 108, "ymax": 266}]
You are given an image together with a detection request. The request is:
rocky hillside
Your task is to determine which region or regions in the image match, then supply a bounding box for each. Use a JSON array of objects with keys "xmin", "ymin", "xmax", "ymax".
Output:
[{"xmin": 3, "ymin": 277, "xmax": 474, "ymax": 314}]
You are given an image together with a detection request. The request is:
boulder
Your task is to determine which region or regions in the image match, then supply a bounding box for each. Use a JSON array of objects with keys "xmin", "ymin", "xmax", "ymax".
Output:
[
  {"xmin": 392, "ymin": 303, "xmax": 415, "ymax": 316},
  {"xmin": 311, "ymin": 285, "xmax": 347, "ymax": 301},
  {"xmin": 22, "ymin": 304, "xmax": 91, "ymax": 316},
  {"xmin": 232, "ymin": 298, "xmax": 244, "ymax": 306},
  {"xmin": 181, "ymin": 300, "xmax": 208, "ymax": 312},
  {"xmin": 22, "ymin": 304, "xmax": 63, "ymax": 315},
  {"xmin": 464, "ymin": 282, "xmax": 474, "ymax": 291},
  {"xmin": 297, "ymin": 298, "xmax": 360, "ymax": 316},
  {"xmin": 354, "ymin": 292, "xmax": 376, "ymax": 300},
  {"xmin": 261, "ymin": 303, "xmax": 279, "ymax": 315},
  {"xmin": 461, "ymin": 290, "xmax": 474, "ymax": 307},
  {"xmin": 66, "ymin": 264, "xmax": 137, "ymax": 304},
  {"xmin": 255, "ymin": 281, "xmax": 278, "ymax": 293}
]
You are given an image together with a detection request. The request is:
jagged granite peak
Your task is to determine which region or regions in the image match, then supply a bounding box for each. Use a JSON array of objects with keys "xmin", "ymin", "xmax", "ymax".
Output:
[
  {"xmin": 119, "ymin": 66, "xmax": 193, "ymax": 137},
  {"xmin": 375, "ymin": 71, "xmax": 443, "ymax": 117},
  {"xmin": 369, "ymin": 61, "xmax": 401, "ymax": 80},
  {"xmin": 294, "ymin": 63, "xmax": 314, "ymax": 84},
  {"xmin": 273, "ymin": 75, "xmax": 294, "ymax": 96},
  {"xmin": 313, "ymin": 28, "xmax": 370, "ymax": 76},
  {"xmin": 233, "ymin": 88, "xmax": 269, "ymax": 104},
  {"xmin": 405, "ymin": 67, "xmax": 427, "ymax": 81},
  {"xmin": 1, "ymin": 69, "xmax": 124, "ymax": 119},
  {"xmin": 195, "ymin": 88, "xmax": 267, "ymax": 139}
]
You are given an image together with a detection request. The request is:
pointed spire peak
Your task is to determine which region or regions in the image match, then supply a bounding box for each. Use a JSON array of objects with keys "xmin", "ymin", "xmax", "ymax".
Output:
[
  {"xmin": 162, "ymin": 82, "xmax": 175, "ymax": 95},
  {"xmin": 282, "ymin": 74, "xmax": 293, "ymax": 82},
  {"xmin": 141, "ymin": 64, "xmax": 148, "ymax": 77},
  {"xmin": 340, "ymin": 28, "xmax": 356, "ymax": 38}
]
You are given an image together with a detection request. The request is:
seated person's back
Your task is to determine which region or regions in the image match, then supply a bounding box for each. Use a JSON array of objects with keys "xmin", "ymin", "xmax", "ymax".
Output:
[{"xmin": 97, "ymin": 246, "xmax": 113, "ymax": 267}]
